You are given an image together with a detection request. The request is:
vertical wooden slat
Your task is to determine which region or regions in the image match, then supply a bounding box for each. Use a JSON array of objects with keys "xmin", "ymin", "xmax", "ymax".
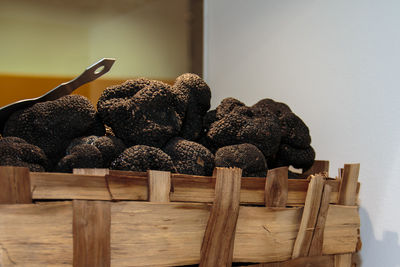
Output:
[
  {"xmin": 148, "ymin": 170, "xmax": 171, "ymax": 202},
  {"xmin": 308, "ymin": 184, "xmax": 332, "ymax": 256},
  {"xmin": 265, "ymin": 167, "xmax": 288, "ymax": 207},
  {"xmin": 73, "ymin": 200, "xmax": 111, "ymax": 267},
  {"xmin": 292, "ymin": 175, "xmax": 325, "ymax": 259},
  {"xmin": 0, "ymin": 166, "xmax": 31, "ymax": 204},
  {"xmin": 303, "ymin": 160, "xmax": 330, "ymax": 177},
  {"xmin": 199, "ymin": 167, "xmax": 242, "ymax": 267},
  {"xmin": 335, "ymin": 254, "xmax": 353, "ymax": 267},
  {"xmin": 335, "ymin": 163, "xmax": 360, "ymax": 267},
  {"xmin": 338, "ymin": 164, "xmax": 360, "ymax": 206}
]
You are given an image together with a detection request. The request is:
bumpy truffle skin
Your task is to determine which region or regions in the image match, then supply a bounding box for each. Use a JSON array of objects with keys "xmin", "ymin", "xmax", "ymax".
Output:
[
  {"xmin": 67, "ymin": 135, "xmax": 126, "ymax": 168},
  {"xmin": 172, "ymin": 74, "xmax": 211, "ymax": 140},
  {"xmin": 215, "ymin": 143, "xmax": 267, "ymax": 177},
  {"xmin": 252, "ymin": 98, "xmax": 292, "ymax": 118},
  {"xmin": 111, "ymin": 145, "xmax": 175, "ymax": 172},
  {"xmin": 274, "ymin": 144, "xmax": 315, "ymax": 171},
  {"xmin": 207, "ymin": 105, "xmax": 281, "ymax": 158},
  {"xmin": 163, "ymin": 137, "xmax": 214, "ymax": 176},
  {"xmin": 279, "ymin": 112, "xmax": 311, "ymax": 148},
  {"xmin": 216, "ymin": 97, "xmax": 245, "ymax": 119},
  {"xmin": 0, "ymin": 137, "xmax": 48, "ymax": 172},
  {"xmin": 3, "ymin": 95, "xmax": 99, "ymax": 166},
  {"xmin": 55, "ymin": 144, "xmax": 103, "ymax": 173},
  {"xmin": 97, "ymin": 79, "xmax": 187, "ymax": 147}
]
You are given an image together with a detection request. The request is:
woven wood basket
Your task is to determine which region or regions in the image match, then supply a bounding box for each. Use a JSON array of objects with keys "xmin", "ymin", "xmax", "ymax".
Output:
[{"xmin": 0, "ymin": 160, "xmax": 361, "ymax": 267}]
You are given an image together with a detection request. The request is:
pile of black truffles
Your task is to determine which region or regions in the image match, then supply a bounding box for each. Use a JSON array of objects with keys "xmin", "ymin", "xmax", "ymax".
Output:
[{"xmin": 0, "ymin": 73, "xmax": 315, "ymax": 177}]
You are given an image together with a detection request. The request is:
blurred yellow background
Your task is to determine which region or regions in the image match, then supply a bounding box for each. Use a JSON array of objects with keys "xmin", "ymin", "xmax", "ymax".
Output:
[{"xmin": 0, "ymin": 0, "xmax": 196, "ymax": 106}]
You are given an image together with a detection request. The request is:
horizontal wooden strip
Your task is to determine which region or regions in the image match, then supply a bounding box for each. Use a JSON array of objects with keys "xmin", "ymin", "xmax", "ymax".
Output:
[
  {"xmin": 31, "ymin": 172, "xmax": 111, "ymax": 200},
  {"xmin": 30, "ymin": 171, "xmax": 345, "ymax": 205},
  {"xmin": 110, "ymin": 202, "xmax": 359, "ymax": 265},
  {"xmin": 323, "ymin": 205, "xmax": 360, "ymax": 254},
  {"xmin": 243, "ymin": 255, "xmax": 334, "ymax": 267},
  {"xmin": 0, "ymin": 202, "xmax": 73, "ymax": 266},
  {"xmin": 0, "ymin": 202, "xmax": 358, "ymax": 266}
]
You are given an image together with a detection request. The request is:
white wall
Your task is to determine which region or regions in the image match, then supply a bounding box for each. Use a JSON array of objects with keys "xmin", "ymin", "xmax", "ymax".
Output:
[{"xmin": 205, "ymin": 1, "xmax": 400, "ymax": 266}]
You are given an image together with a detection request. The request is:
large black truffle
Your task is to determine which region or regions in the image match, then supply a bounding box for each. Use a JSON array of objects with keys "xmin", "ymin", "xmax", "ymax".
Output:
[
  {"xmin": 172, "ymin": 74, "xmax": 211, "ymax": 140},
  {"xmin": 252, "ymin": 98, "xmax": 292, "ymax": 118},
  {"xmin": 207, "ymin": 105, "xmax": 281, "ymax": 158},
  {"xmin": 3, "ymin": 95, "xmax": 101, "ymax": 166},
  {"xmin": 163, "ymin": 137, "xmax": 214, "ymax": 176},
  {"xmin": 55, "ymin": 144, "xmax": 103, "ymax": 173},
  {"xmin": 97, "ymin": 79, "xmax": 187, "ymax": 148},
  {"xmin": 274, "ymin": 144, "xmax": 315, "ymax": 171},
  {"xmin": 111, "ymin": 145, "xmax": 175, "ymax": 172},
  {"xmin": 0, "ymin": 137, "xmax": 48, "ymax": 172},
  {"xmin": 66, "ymin": 135, "xmax": 126, "ymax": 167},
  {"xmin": 279, "ymin": 112, "xmax": 311, "ymax": 148},
  {"xmin": 215, "ymin": 143, "xmax": 267, "ymax": 177}
]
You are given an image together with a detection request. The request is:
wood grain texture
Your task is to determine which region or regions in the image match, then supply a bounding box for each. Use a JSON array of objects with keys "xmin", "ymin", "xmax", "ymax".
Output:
[
  {"xmin": 334, "ymin": 253, "xmax": 352, "ymax": 267},
  {"xmin": 0, "ymin": 166, "xmax": 31, "ymax": 204},
  {"xmin": 243, "ymin": 255, "xmax": 334, "ymax": 267},
  {"xmin": 200, "ymin": 167, "xmax": 242, "ymax": 267},
  {"xmin": 265, "ymin": 167, "xmax": 288, "ymax": 207},
  {"xmin": 0, "ymin": 202, "xmax": 72, "ymax": 266},
  {"xmin": 338, "ymin": 164, "xmax": 360, "ymax": 206},
  {"xmin": 292, "ymin": 176, "xmax": 325, "ymax": 258},
  {"xmin": 109, "ymin": 202, "xmax": 358, "ymax": 266},
  {"xmin": 302, "ymin": 160, "xmax": 330, "ymax": 177},
  {"xmin": 0, "ymin": 201, "xmax": 358, "ymax": 266},
  {"xmin": 73, "ymin": 168, "xmax": 110, "ymax": 176},
  {"xmin": 29, "ymin": 170, "xmax": 341, "ymax": 205},
  {"xmin": 30, "ymin": 172, "xmax": 111, "ymax": 200},
  {"xmin": 148, "ymin": 170, "xmax": 171, "ymax": 202},
  {"xmin": 323, "ymin": 205, "xmax": 360, "ymax": 254},
  {"xmin": 336, "ymin": 164, "xmax": 360, "ymax": 267},
  {"xmin": 73, "ymin": 200, "xmax": 111, "ymax": 267},
  {"xmin": 309, "ymin": 184, "xmax": 332, "ymax": 256}
]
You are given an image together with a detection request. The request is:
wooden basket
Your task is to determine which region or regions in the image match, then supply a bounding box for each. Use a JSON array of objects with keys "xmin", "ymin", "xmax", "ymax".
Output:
[{"xmin": 0, "ymin": 160, "xmax": 361, "ymax": 267}]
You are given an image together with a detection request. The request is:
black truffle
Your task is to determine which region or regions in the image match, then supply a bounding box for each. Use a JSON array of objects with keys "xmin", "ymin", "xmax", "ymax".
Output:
[
  {"xmin": 3, "ymin": 95, "xmax": 100, "ymax": 166},
  {"xmin": 172, "ymin": 73, "xmax": 211, "ymax": 140},
  {"xmin": 215, "ymin": 143, "xmax": 267, "ymax": 177},
  {"xmin": 163, "ymin": 137, "xmax": 214, "ymax": 176},
  {"xmin": 0, "ymin": 137, "xmax": 48, "ymax": 172},
  {"xmin": 55, "ymin": 144, "xmax": 103, "ymax": 173},
  {"xmin": 274, "ymin": 144, "xmax": 315, "ymax": 171},
  {"xmin": 97, "ymin": 79, "xmax": 187, "ymax": 147},
  {"xmin": 207, "ymin": 105, "xmax": 281, "ymax": 158},
  {"xmin": 111, "ymin": 145, "xmax": 175, "ymax": 172},
  {"xmin": 279, "ymin": 112, "xmax": 311, "ymax": 148},
  {"xmin": 216, "ymin": 97, "xmax": 245, "ymax": 119},
  {"xmin": 66, "ymin": 135, "xmax": 126, "ymax": 167},
  {"xmin": 251, "ymin": 98, "xmax": 292, "ymax": 118}
]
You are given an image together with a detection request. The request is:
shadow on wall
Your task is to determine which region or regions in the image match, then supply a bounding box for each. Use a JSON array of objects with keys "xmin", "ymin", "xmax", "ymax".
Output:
[{"xmin": 360, "ymin": 207, "xmax": 400, "ymax": 267}]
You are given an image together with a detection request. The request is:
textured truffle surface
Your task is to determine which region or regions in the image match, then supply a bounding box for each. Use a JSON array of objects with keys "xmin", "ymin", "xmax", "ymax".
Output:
[
  {"xmin": 97, "ymin": 79, "xmax": 187, "ymax": 147},
  {"xmin": 279, "ymin": 112, "xmax": 311, "ymax": 148},
  {"xmin": 207, "ymin": 105, "xmax": 281, "ymax": 158},
  {"xmin": 274, "ymin": 144, "xmax": 315, "ymax": 171},
  {"xmin": 111, "ymin": 145, "xmax": 175, "ymax": 172},
  {"xmin": 0, "ymin": 137, "xmax": 48, "ymax": 172},
  {"xmin": 163, "ymin": 137, "xmax": 214, "ymax": 176},
  {"xmin": 215, "ymin": 143, "xmax": 267, "ymax": 177},
  {"xmin": 3, "ymin": 95, "xmax": 99, "ymax": 166},
  {"xmin": 67, "ymin": 135, "xmax": 126, "ymax": 167},
  {"xmin": 173, "ymin": 73, "xmax": 211, "ymax": 140},
  {"xmin": 55, "ymin": 144, "xmax": 103, "ymax": 173},
  {"xmin": 252, "ymin": 98, "xmax": 292, "ymax": 118}
]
